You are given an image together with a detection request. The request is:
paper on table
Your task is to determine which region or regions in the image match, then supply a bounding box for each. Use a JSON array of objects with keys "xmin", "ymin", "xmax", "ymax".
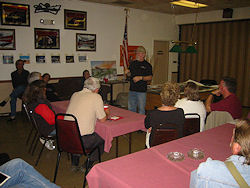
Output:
[{"xmin": 110, "ymin": 115, "xmax": 123, "ymax": 121}]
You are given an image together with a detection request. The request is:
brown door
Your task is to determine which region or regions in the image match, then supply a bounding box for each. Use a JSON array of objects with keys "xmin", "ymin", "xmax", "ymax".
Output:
[{"xmin": 152, "ymin": 40, "xmax": 169, "ymax": 84}]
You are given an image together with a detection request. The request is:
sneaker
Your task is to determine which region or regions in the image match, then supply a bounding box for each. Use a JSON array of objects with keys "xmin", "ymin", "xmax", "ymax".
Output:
[
  {"xmin": 45, "ymin": 140, "xmax": 55, "ymax": 150},
  {"xmin": 40, "ymin": 138, "xmax": 45, "ymax": 144},
  {"xmin": 7, "ymin": 116, "xmax": 15, "ymax": 122},
  {"xmin": 0, "ymin": 100, "xmax": 7, "ymax": 107}
]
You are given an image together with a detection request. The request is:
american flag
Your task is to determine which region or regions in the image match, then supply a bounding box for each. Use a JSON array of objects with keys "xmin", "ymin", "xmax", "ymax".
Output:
[{"xmin": 121, "ymin": 14, "xmax": 129, "ymax": 70}]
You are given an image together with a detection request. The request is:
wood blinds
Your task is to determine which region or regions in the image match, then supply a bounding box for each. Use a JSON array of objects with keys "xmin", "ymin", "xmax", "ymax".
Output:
[{"xmin": 179, "ymin": 19, "xmax": 250, "ymax": 107}]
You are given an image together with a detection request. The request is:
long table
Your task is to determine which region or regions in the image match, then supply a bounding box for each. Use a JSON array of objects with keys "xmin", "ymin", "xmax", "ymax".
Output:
[
  {"xmin": 87, "ymin": 123, "xmax": 234, "ymax": 188},
  {"xmin": 51, "ymin": 101, "xmax": 146, "ymax": 156}
]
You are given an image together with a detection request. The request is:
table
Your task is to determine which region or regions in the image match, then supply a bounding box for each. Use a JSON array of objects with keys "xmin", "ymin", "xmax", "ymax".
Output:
[
  {"xmin": 101, "ymin": 80, "xmax": 128, "ymax": 105},
  {"xmin": 51, "ymin": 101, "xmax": 145, "ymax": 156},
  {"xmin": 87, "ymin": 123, "xmax": 234, "ymax": 188}
]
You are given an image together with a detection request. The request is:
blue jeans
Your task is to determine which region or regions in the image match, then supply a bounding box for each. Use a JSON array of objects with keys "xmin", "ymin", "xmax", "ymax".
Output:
[
  {"xmin": 128, "ymin": 91, "xmax": 146, "ymax": 114},
  {"xmin": 0, "ymin": 158, "xmax": 60, "ymax": 188},
  {"xmin": 10, "ymin": 85, "xmax": 26, "ymax": 117}
]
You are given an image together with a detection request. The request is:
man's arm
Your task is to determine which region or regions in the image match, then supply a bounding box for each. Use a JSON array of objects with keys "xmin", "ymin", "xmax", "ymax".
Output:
[
  {"xmin": 133, "ymin": 75, "xmax": 152, "ymax": 83},
  {"xmin": 11, "ymin": 72, "xmax": 17, "ymax": 88},
  {"xmin": 98, "ymin": 108, "xmax": 110, "ymax": 122},
  {"xmin": 205, "ymin": 89, "xmax": 221, "ymax": 112}
]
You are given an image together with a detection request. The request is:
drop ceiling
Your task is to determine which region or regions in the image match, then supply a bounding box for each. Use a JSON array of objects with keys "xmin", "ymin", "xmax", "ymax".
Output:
[{"xmin": 79, "ymin": 0, "xmax": 250, "ymax": 14}]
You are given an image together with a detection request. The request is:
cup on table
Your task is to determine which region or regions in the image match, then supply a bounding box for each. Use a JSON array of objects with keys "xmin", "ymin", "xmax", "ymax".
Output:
[{"xmin": 104, "ymin": 105, "xmax": 109, "ymax": 110}]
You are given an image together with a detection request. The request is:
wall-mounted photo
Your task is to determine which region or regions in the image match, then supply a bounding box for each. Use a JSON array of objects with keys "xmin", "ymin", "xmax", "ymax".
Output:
[
  {"xmin": 64, "ymin": 9, "xmax": 87, "ymax": 30},
  {"xmin": 0, "ymin": 2, "xmax": 30, "ymax": 26},
  {"xmin": 76, "ymin": 33, "xmax": 96, "ymax": 51},
  {"xmin": 0, "ymin": 29, "xmax": 16, "ymax": 50},
  {"xmin": 34, "ymin": 28, "xmax": 60, "ymax": 49},
  {"xmin": 91, "ymin": 61, "xmax": 117, "ymax": 81},
  {"xmin": 78, "ymin": 55, "xmax": 87, "ymax": 62},
  {"xmin": 66, "ymin": 56, "xmax": 74, "ymax": 63},
  {"xmin": 3, "ymin": 55, "xmax": 14, "ymax": 64},
  {"xmin": 36, "ymin": 55, "xmax": 45, "ymax": 63},
  {"xmin": 20, "ymin": 55, "xmax": 30, "ymax": 64},
  {"xmin": 51, "ymin": 56, "xmax": 60, "ymax": 63}
]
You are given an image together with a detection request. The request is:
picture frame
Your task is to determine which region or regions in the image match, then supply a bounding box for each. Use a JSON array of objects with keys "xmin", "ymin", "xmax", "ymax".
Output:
[
  {"xmin": 76, "ymin": 33, "xmax": 96, "ymax": 51},
  {"xmin": 0, "ymin": 29, "xmax": 15, "ymax": 50},
  {"xmin": 0, "ymin": 2, "xmax": 30, "ymax": 26},
  {"xmin": 64, "ymin": 9, "xmax": 87, "ymax": 30},
  {"xmin": 34, "ymin": 28, "xmax": 60, "ymax": 49}
]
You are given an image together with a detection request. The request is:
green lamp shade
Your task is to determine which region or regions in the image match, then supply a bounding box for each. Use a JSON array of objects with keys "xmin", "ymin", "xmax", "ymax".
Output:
[
  {"xmin": 185, "ymin": 45, "xmax": 197, "ymax": 53},
  {"xmin": 169, "ymin": 45, "xmax": 183, "ymax": 53}
]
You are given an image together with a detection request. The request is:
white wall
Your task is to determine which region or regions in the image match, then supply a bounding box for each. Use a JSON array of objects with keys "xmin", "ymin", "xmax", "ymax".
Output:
[{"xmin": 0, "ymin": 0, "xmax": 178, "ymax": 81}]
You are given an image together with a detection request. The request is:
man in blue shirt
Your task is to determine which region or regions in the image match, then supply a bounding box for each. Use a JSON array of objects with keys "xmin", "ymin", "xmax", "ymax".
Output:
[{"xmin": 190, "ymin": 119, "xmax": 250, "ymax": 187}]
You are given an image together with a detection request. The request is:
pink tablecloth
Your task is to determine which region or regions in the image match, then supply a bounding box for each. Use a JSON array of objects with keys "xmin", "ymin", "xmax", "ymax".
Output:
[
  {"xmin": 51, "ymin": 101, "xmax": 146, "ymax": 152},
  {"xmin": 87, "ymin": 123, "xmax": 235, "ymax": 188}
]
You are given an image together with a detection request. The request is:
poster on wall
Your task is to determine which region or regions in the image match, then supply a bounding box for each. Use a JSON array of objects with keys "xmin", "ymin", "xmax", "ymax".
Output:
[
  {"xmin": 34, "ymin": 28, "xmax": 60, "ymax": 49},
  {"xmin": 20, "ymin": 55, "xmax": 30, "ymax": 64},
  {"xmin": 51, "ymin": 56, "xmax": 60, "ymax": 63},
  {"xmin": 120, "ymin": 45, "xmax": 139, "ymax": 67},
  {"xmin": 64, "ymin": 9, "xmax": 87, "ymax": 30},
  {"xmin": 76, "ymin": 33, "xmax": 96, "ymax": 51},
  {"xmin": 3, "ymin": 55, "xmax": 14, "ymax": 64},
  {"xmin": 66, "ymin": 56, "xmax": 74, "ymax": 63},
  {"xmin": 78, "ymin": 55, "xmax": 87, "ymax": 62},
  {"xmin": 91, "ymin": 61, "xmax": 117, "ymax": 81},
  {"xmin": 0, "ymin": 2, "xmax": 30, "ymax": 26},
  {"xmin": 36, "ymin": 56, "xmax": 45, "ymax": 63},
  {"xmin": 0, "ymin": 29, "xmax": 16, "ymax": 50}
]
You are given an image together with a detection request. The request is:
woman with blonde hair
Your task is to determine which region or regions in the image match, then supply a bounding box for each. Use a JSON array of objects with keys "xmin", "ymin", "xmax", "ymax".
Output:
[
  {"xmin": 175, "ymin": 82, "xmax": 206, "ymax": 131},
  {"xmin": 144, "ymin": 82, "xmax": 184, "ymax": 148}
]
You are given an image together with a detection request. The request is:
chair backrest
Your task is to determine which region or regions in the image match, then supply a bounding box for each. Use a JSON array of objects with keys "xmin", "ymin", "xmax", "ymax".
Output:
[
  {"xmin": 23, "ymin": 103, "xmax": 32, "ymax": 122},
  {"xmin": 183, "ymin": 113, "xmax": 200, "ymax": 136},
  {"xmin": 205, "ymin": 111, "xmax": 234, "ymax": 131},
  {"xmin": 55, "ymin": 113, "xmax": 86, "ymax": 155},
  {"xmin": 150, "ymin": 123, "xmax": 181, "ymax": 147}
]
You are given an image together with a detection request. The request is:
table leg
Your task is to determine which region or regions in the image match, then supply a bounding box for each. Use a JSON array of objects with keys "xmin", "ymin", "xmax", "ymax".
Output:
[
  {"xmin": 129, "ymin": 133, "xmax": 132, "ymax": 154},
  {"xmin": 116, "ymin": 137, "xmax": 118, "ymax": 157}
]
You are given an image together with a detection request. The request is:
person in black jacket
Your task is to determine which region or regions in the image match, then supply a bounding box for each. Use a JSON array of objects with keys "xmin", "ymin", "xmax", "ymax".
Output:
[{"xmin": 0, "ymin": 60, "xmax": 29, "ymax": 121}]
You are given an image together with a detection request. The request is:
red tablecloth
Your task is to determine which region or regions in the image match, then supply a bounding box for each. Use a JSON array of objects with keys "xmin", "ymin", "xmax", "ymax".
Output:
[
  {"xmin": 51, "ymin": 101, "xmax": 146, "ymax": 152},
  {"xmin": 87, "ymin": 123, "xmax": 235, "ymax": 188}
]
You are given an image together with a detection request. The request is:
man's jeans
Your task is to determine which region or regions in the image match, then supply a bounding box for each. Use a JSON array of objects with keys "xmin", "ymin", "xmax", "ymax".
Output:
[
  {"xmin": 10, "ymin": 85, "xmax": 25, "ymax": 117},
  {"xmin": 0, "ymin": 158, "xmax": 59, "ymax": 188},
  {"xmin": 128, "ymin": 91, "xmax": 146, "ymax": 115}
]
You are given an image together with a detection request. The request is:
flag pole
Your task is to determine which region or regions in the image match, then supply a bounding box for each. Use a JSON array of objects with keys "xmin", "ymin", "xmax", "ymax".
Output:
[{"xmin": 122, "ymin": 8, "xmax": 129, "ymax": 80}]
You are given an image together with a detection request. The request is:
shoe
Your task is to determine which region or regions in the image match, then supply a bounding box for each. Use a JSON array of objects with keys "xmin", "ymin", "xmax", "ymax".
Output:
[
  {"xmin": 45, "ymin": 140, "xmax": 55, "ymax": 150},
  {"xmin": 7, "ymin": 116, "xmax": 15, "ymax": 122},
  {"xmin": 40, "ymin": 138, "xmax": 45, "ymax": 144},
  {"xmin": 0, "ymin": 100, "xmax": 7, "ymax": 107}
]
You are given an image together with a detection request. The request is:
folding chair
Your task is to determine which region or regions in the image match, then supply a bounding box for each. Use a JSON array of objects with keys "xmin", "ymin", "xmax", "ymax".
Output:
[
  {"xmin": 54, "ymin": 113, "xmax": 101, "ymax": 188},
  {"xmin": 183, "ymin": 113, "xmax": 200, "ymax": 136}
]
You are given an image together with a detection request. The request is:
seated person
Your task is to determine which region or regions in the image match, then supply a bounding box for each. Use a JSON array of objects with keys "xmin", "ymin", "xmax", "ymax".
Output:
[
  {"xmin": 28, "ymin": 71, "xmax": 41, "ymax": 84},
  {"xmin": 65, "ymin": 77, "xmax": 109, "ymax": 170},
  {"xmin": 23, "ymin": 80, "xmax": 58, "ymax": 150},
  {"xmin": 42, "ymin": 73, "xmax": 61, "ymax": 102},
  {"xmin": 0, "ymin": 60, "xmax": 29, "ymax": 121},
  {"xmin": 175, "ymin": 82, "xmax": 206, "ymax": 131},
  {"xmin": 205, "ymin": 77, "xmax": 242, "ymax": 119},
  {"xmin": 145, "ymin": 82, "xmax": 185, "ymax": 148},
  {"xmin": 80, "ymin": 69, "xmax": 91, "ymax": 90},
  {"xmin": 190, "ymin": 119, "xmax": 250, "ymax": 187},
  {"xmin": 0, "ymin": 158, "xmax": 59, "ymax": 188}
]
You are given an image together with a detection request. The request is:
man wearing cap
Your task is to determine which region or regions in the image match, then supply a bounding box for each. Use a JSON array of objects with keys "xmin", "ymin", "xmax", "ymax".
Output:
[{"xmin": 126, "ymin": 46, "xmax": 153, "ymax": 115}]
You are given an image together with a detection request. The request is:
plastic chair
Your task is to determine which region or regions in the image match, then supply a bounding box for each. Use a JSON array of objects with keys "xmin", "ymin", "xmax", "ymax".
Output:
[
  {"xmin": 53, "ymin": 113, "xmax": 101, "ymax": 188},
  {"xmin": 28, "ymin": 110, "xmax": 56, "ymax": 166},
  {"xmin": 150, "ymin": 123, "xmax": 183, "ymax": 147},
  {"xmin": 183, "ymin": 113, "xmax": 200, "ymax": 136}
]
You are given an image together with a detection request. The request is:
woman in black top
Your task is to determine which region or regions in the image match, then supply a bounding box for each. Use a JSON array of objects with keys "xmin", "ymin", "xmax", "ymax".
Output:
[{"xmin": 145, "ymin": 82, "xmax": 184, "ymax": 148}]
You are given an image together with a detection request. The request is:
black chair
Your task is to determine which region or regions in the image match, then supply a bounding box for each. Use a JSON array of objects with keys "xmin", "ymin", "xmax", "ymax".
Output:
[
  {"xmin": 28, "ymin": 110, "xmax": 56, "ymax": 166},
  {"xmin": 183, "ymin": 113, "xmax": 200, "ymax": 137},
  {"xmin": 150, "ymin": 123, "xmax": 183, "ymax": 147},
  {"xmin": 54, "ymin": 113, "xmax": 101, "ymax": 188}
]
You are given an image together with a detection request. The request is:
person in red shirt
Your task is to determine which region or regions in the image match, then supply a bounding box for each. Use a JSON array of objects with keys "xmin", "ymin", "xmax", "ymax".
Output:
[{"xmin": 205, "ymin": 77, "xmax": 242, "ymax": 119}]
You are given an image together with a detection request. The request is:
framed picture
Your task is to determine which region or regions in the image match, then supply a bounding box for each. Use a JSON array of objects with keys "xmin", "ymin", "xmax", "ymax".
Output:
[
  {"xmin": 66, "ymin": 56, "xmax": 74, "ymax": 63},
  {"xmin": 51, "ymin": 56, "xmax": 60, "ymax": 63},
  {"xmin": 34, "ymin": 28, "xmax": 60, "ymax": 49},
  {"xmin": 36, "ymin": 56, "xmax": 45, "ymax": 63},
  {"xmin": 76, "ymin": 33, "xmax": 96, "ymax": 51},
  {"xmin": 64, "ymin": 9, "xmax": 87, "ymax": 30},
  {"xmin": 0, "ymin": 29, "xmax": 15, "ymax": 50},
  {"xmin": 0, "ymin": 2, "xmax": 30, "ymax": 26},
  {"xmin": 3, "ymin": 55, "xmax": 14, "ymax": 64}
]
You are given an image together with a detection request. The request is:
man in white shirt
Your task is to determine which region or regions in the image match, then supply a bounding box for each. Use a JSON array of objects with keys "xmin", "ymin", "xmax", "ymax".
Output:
[{"xmin": 66, "ymin": 77, "xmax": 109, "ymax": 169}]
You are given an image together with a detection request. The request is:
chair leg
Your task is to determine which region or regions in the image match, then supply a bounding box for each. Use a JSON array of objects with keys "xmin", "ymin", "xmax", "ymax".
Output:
[
  {"xmin": 98, "ymin": 147, "xmax": 101, "ymax": 163},
  {"xmin": 35, "ymin": 142, "xmax": 46, "ymax": 166},
  {"xmin": 28, "ymin": 131, "xmax": 38, "ymax": 153},
  {"xmin": 32, "ymin": 137, "xmax": 39, "ymax": 156},
  {"xmin": 53, "ymin": 152, "xmax": 61, "ymax": 183},
  {"xmin": 26, "ymin": 127, "xmax": 34, "ymax": 145},
  {"xmin": 83, "ymin": 158, "xmax": 90, "ymax": 188}
]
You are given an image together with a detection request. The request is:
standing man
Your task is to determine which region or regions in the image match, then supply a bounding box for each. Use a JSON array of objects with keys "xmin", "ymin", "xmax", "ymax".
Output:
[
  {"xmin": 126, "ymin": 46, "xmax": 153, "ymax": 114},
  {"xmin": 205, "ymin": 77, "xmax": 242, "ymax": 119},
  {"xmin": 65, "ymin": 77, "xmax": 109, "ymax": 170},
  {"xmin": 0, "ymin": 60, "xmax": 29, "ymax": 121}
]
